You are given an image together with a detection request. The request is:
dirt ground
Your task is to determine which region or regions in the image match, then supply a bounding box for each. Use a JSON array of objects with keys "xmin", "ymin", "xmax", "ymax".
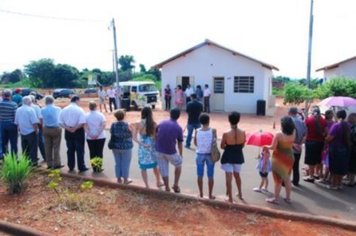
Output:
[{"xmin": 0, "ymin": 173, "xmax": 354, "ymax": 236}]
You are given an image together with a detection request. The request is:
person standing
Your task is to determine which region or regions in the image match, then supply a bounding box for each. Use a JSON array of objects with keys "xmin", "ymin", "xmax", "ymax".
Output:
[
  {"xmin": 325, "ymin": 110, "xmax": 351, "ymax": 190},
  {"xmin": 193, "ymin": 113, "xmax": 216, "ymax": 199},
  {"xmin": 85, "ymin": 101, "xmax": 106, "ymax": 160},
  {"xmin": 164, "ymin": 84, "xmax": 172, "ymax": 111},
  {"xmin": 41, "ymin": 95, "xmax": 63, "ymax": 169},
  {"xmin": 220, "ymin": 112, "xmax": 245, "ymax": 203},
  {"xmin": 304, "ymin": 107, "xmax": 327, "ymax": 183},
  {"xmin": 107, "ymin": 86, "xmax": 117, "ymax": 112},
  {"xmin": 59, "ymin": 96, "xmax": 88, "ymax": 172},
  {"xmin": 185, "ymin": 93, "xmax": 203, "ymax": 148},
  {"xmin": 195, "ymin": 85, "xmax": 203, "ymax": 102},
  {"xmin": 266, "ymin": 116, "xmax": 295, "ymax": 204},
  {"xmin": 156, "ymin": 108, "xmax": 184, "ymax": 193},
  {"xmin": 184, "ymin": 84, "xmax": 194, "ymax": 106},
  {"xmin": 0, "ymin": 89, "xmax": 18, "ymax": 159},
  {"xmin": 132, "ymin": 107, "xmax": 163, "ymax": 189},
  {"xmin": 97, "ymin": 86, "xmax": 108, "ymax": 113},
  {"xmin": 174, "ymin": 85, "xmax": 184, "ymax": 110},
  {"xmin": 30, "ymin": 94, "xmax": 46, "ymax": 162},
  {"xmin": 203, "ymin": 84, "xmax": 211, "ymax": 113},
  {"xmin": 15, "ymin": 96, "xmax": 39, "ymax": 166},
  {"xmin": 108, "ymin": 109, "xmax": 133, "ymax": 184},
  {"xmin": 12, "ymin": 88, "xmax": 22, "ymax": 107},
  {"xmin": 288, "ymin": 107, "xmax": 307, "ymax": 186}
]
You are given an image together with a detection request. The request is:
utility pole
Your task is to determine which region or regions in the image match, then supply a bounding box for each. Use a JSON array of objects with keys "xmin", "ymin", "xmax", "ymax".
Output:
[
  {"xmin": 305, "ymin": 0, "xmax": 314, "ymax": 116},
  {"xmin": 306, "ymin": 0, "xmax": 314, "ymax": 88},
  {"xmin": 111, "ymin": 18, "xmax": 121, "ymax": 108}
]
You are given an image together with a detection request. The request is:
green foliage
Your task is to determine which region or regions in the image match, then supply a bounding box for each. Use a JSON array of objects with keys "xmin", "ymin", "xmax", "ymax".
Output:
[
  {"xmin": 132, "ymin": 74, "xmax": 161, "ymax": 90},
  {"xmin": 315, "ymin": 77, "xmax": 356, "ymax": 99},
  {"xmin": 0, "ymin": 153, "xmax": 32, "ymax": 194},
  {"xmin": 118, "ymin": 55, "xmax": 135, "ymax": 72},
  {"xmin": 1, "ymin": 69, "xmax": 26, "ymax": 84},
  {"xmin": 283, "ymin": 83, "xmax": 314, "ymax": 105},
  {"xmin": 0, "ymin": 78, "xmax": 32, "ymax": 88},
  {"xmin": 90, "ymin": 157, "xmax": 103, "ymax": 172},
  {"xmin": 272, "ymin": 87, "xmax": 284, "ymax": 97},
  {"xmin": 47, "ymin": 169, "xmax": 94, "ymax": 211},
  {"xmin": 273, "ymin": 76, "xmax": 291, "ymax": 83},
  {"xmin": 298, "ymin": 78, "xmax": 322, "ymax": 89}
]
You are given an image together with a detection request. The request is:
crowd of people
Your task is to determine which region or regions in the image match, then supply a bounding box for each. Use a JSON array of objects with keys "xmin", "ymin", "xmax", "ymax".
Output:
[{"xmin": 1, "ymin": 88, "xmax": 355, "ymax": 205}]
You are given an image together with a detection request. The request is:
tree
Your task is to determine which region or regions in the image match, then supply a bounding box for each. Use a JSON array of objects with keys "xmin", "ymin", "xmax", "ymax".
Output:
[
  {"xmin": 24, "ymin": 59, "xmax": 55, "ymax": 88},
  {"xmin": 316, "ymin": 77, "xmax": 356, "ymax": 98},
  {"xmin": 118, "ymin": 55, "xmax": 135, "ymax": 72},
  {"xmin": 1, "ymin": 69, "xmax": 25, "ymax": 84},
  {"xmin": 139, "ymin": 64, "xmax": 146, "ymax": 73},
  {"xmin": 283, "ymin": 83, "xmax": 314, "ymax": 105},
  {"xmin": 53, "ymin": 64, "xmax": 80, "ymax": 88}
]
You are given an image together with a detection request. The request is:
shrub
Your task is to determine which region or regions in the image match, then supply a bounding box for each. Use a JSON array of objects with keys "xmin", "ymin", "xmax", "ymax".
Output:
[
  {"xmin": 90, "ymin": 157, "xmax": 103, "ymax": 172},
  {"xmin": 316, "ymin": 77, "xmax": 356, "ymax": 99},
  {"xmin": 0, "ymin": 153, "xmax": 32, "ymax": 194},
  {"xmin": 47, "ymin": 169, "xmax": 94, "ymax": 211}
]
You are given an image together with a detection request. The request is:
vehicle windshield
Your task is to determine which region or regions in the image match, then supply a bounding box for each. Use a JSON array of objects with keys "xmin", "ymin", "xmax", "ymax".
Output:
[{"xmin": 139, "ymin": 84, "xmax": 157, "ymax": 92}]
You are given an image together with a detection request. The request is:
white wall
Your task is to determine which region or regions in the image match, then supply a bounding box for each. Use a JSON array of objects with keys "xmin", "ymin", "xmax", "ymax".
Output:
[
  {"xmin": 324, "ymin": 58, "xmax": 356, "ymax": 80},
  {"xmin": 161, "ymin": 44, "xmax": 272, "ymax": 114}
]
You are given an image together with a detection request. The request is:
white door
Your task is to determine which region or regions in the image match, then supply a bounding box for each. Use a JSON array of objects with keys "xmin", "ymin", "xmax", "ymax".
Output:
[{"xmin": 212, "ymin": 77, "xmax": 224, "ymax": 111}]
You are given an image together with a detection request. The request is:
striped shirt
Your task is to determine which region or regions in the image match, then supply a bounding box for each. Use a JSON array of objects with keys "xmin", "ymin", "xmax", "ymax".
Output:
[{"xmin": 0, "ymin": 99, "xmax": 17, "ymax": 122}]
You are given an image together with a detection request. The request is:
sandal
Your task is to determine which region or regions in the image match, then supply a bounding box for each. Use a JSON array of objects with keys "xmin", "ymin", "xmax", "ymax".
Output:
[
  {"xmin": 172, "ymin": 185, "xmax": 181, "ymax": 193},
  {"xmin": 266, "ymin": 198, "xmax": 279, "ymax": 204},
  {"xmin": 284, "ymin": 198, "xmax": 292, "ymax": 204},
  {"xmin": 157, "ymin": 183, "xmax": 165, "ymax": 188}
]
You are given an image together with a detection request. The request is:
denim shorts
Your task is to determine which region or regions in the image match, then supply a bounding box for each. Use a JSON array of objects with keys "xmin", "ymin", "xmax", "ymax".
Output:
[{"xmin": 196, "ymin": 153, "xmax": 215, "ymax": 178}]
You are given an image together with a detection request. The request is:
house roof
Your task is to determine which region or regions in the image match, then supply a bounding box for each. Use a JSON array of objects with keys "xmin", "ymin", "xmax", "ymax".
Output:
[
  {"xmin": 152, "ymin": 39, "xmax": 279, "ymax": 71},
  {"xmin": 316, "ymin": 56, "xmax": 356, "ymax": 72}
]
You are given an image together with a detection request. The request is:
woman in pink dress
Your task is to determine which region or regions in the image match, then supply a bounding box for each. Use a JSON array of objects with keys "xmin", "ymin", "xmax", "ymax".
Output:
[{"xmin": 174, "ymin": 85, "xmax": 184, "ymax": 110}]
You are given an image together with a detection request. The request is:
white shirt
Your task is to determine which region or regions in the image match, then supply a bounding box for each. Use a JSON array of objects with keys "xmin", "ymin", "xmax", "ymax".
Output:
[
  {"xmin": 32, "ymin": 104, "xmax": 42, "ymax": 120},
  {"xmin": 203, "ymin": 88, "xmax": 211, "ymax": 97},
  {"xmin": 196, "ymin": 128, "xmax": 213, "ymax": 154},
  {"xmin": 15, "ymin": 104, "xmax": 39, "ymax": 135},
  {"xmin": 59, "ymin": 103, "xmax": 86, "ymax": 128},
  {"xmin": 85, "ymin": 110, "xmax": 106, "ymax": 140},
  {"xmin": 98, "ymin": 90, "xmax": 106, "ymax": 99},
  {"xmin": 107, "ymin": 89, "xmax": 116, "ymax": 98},
  {"xmin": 185, "ymin": 87, "xmax": 194, "ymax": 97}
]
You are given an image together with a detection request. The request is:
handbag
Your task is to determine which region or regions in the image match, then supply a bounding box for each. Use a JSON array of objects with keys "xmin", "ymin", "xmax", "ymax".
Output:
[
  {"xmin": 108, "ymin": 136, "xmax": 115, "ymax": 149},
  {"xmin": 211, "ymin": 128, "xmax": 221, "ymax": 162}
]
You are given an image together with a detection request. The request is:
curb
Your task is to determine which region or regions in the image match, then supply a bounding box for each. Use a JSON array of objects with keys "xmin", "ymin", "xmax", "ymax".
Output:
[
  {"xmin": 38, "ymin": 169, "xmax": 356, "ymax": 232},
  {"xmin": 0, "ymin": 220, "xmax": 51, "ymax": 236}
]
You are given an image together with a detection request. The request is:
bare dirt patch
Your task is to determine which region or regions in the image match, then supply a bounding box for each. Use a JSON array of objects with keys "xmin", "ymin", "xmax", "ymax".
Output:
[{"xmin": 0, "ymin": 172, "xmax": 354, "ymax": 235}]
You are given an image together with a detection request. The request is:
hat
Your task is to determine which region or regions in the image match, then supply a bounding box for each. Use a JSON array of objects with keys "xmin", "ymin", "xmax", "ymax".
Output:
[{"xmin": 288, "ymin": 107, "xmax": 298, "ymax": 115}]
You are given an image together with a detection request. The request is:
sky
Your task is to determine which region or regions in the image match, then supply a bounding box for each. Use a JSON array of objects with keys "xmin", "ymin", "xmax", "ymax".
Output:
[{"xmin": 1, "ymin": 0, "xmax": 356, "ymax": 78}]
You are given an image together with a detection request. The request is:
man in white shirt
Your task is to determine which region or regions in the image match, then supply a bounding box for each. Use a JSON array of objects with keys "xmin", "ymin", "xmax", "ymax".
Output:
[
  {"xmin": 107, "ymin": 86, "xmax": 117, "ymax": 112},
  {"xmin": 97, "ymin": 86, "xmax": 108, "ymax": 113},
  {"xmin": 15, "ymin": 96, "xmax": 39, "ymax": 166},
  {"xmin": 59, "ymin": 95, "xmax": 88, "ymax": 172},
  {"xmin": 203, "ymin": 84, "xmax": 211, "ymax": 113},
  {"xmin": 184, "ymin": 84, "xmax": 194, "ymax": 106},
  {"xmin": 30, "ymin": 94, "xmax": 46, "ymax": 162}
]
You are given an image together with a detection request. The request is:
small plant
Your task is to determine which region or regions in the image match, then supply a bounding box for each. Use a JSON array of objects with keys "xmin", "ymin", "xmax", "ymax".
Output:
[
  {"xmin": 90, "ymin": 157, "xmax": 103, "ymax": 172},
  {"xmin": 47, "ymin": 169, "xmax": 94, "ymax": 211},
  {"xmin": 0, "ymin": 153, "xmax": 32, "ymax": 194}
]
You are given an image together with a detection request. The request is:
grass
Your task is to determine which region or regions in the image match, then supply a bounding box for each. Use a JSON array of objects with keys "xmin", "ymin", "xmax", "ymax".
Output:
[{"xmin": 0, "ymin": 153, "xmax": 32, "ymax": 194}]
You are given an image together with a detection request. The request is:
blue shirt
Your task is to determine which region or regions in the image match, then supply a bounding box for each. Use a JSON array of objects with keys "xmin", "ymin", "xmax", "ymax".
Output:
[
  {"xmin": 0, "ymin": 99, "xmax": 17, "ymax": 122},
  {"xmin": 41, "ymin": 104, "xmax": 61, "ymax": 127},
  {"xmin": 156, "ymin": 119, "xmax": 183, "ymax": 155}
]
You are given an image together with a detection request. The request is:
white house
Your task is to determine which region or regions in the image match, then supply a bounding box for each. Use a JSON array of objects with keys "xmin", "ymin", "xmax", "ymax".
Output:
[
  {"xmin": 153, "ymin": 39, "xmax": 279, "ymax": 115},
  {"xmin": 316, "ymin": 56, "xmax": 356, "ymax": 80}
]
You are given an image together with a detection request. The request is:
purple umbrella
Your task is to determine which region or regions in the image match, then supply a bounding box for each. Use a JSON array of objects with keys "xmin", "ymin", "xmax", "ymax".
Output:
[{"xmin": 318, "ymin": 96, "xmax": 356, "ymax": 107}]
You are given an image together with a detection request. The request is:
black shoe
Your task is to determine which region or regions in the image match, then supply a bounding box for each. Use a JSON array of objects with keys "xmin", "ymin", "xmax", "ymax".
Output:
[
  {"xmin": 293, "ymin": 182, "xmax": 300, "ymax": 187},
  {"xmin": 53, "ymin": 165, "xmax": 64, "ymax": 169},
  {"xmin": 68, "ymin": 168, "xmax": 74, "ymax": 172},
  {"xmin": 79, "ymin": 167, "xmax": 89, "ymax": 173},
  {"xmin": 304, "ymin": 177, "xmax": 315, "ymax": 183}
]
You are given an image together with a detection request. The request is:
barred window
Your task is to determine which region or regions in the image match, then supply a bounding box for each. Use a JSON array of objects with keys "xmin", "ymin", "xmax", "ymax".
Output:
[{"xmin": 234, "ymin": 76, "xmax": 254, "ymax": 93}]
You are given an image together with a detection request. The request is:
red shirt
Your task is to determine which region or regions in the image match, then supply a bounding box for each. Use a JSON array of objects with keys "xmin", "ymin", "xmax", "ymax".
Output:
[{"xmin": 305, "ymin": 116, "xmax": 327, "ymax": 141}]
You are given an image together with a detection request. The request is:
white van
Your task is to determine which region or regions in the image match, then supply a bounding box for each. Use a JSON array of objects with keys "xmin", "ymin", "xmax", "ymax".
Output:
[{"xmin": 115, "ymin": 81, "xmax": 159, "ymax": 109}]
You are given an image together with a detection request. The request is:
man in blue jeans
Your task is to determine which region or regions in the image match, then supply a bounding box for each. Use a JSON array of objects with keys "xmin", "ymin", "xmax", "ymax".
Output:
[
  {"xmin": 0, "ymin": 89, "xmax": 18, "ymax": 160},
  {"xmin": 185, "ymin": 93, "xmax": 203, "ymax": 148}
]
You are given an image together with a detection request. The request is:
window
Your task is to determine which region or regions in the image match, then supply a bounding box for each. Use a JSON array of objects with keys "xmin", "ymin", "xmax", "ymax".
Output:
[
  {"xmin": 139, "ymin": 84, "xmax": 157, "ymax": 92},
  {"xmin": 131, "ymin": 86, "xmax": 137, "ymax": 92},
  {"xmin": 214, "ymin": 77, "xmax": 224, "ymax": 94},
  {"xmin": 234, "ymin": 76, "xmax": 254, "ymax": 93}
]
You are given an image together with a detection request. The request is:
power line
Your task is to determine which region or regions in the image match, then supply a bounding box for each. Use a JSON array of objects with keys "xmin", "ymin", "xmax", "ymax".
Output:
[{"xmin": 0, "ymin": 8, "xmax": 105, "ymax": 23}]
